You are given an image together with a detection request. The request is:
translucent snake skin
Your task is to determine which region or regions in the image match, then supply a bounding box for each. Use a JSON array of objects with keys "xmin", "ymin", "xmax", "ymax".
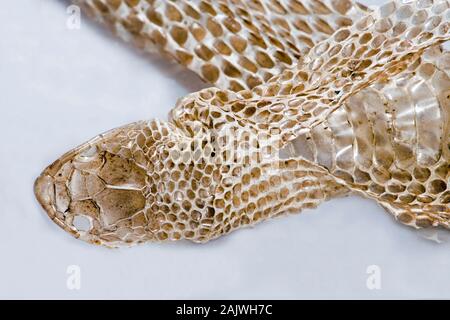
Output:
[{"xmin": 34, "ymin": 0, "xmax": 450, "ymax": 247}]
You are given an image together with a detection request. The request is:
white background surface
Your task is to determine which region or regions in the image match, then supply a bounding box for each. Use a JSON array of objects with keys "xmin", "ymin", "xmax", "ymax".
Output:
[{"xmin": 1, "ymin": 0, "xmax": 450, "ymax": 299}]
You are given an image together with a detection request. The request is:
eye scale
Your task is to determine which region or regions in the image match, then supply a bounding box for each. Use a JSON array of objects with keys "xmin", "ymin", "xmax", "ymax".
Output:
[{"xmin": 35, "ymin": 0, "xmax": 450, "ymax": 247}]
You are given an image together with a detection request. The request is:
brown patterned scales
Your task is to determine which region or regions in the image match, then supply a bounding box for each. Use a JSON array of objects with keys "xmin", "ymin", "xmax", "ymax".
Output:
[{"xmin": 35, "ymin": 0, "xmax": 450, "ymax": 247}]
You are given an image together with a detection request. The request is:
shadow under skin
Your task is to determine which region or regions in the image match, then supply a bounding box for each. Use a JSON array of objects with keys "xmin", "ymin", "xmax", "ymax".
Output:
[{"xmin": 58, "ymin": 0, "xmax": 208, "ymax": 94}]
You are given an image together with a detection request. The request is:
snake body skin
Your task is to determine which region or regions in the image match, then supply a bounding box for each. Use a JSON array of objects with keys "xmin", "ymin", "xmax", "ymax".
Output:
[{"xmin": 35, "ymin": 0, "xmax": 450, "ymax": 247}]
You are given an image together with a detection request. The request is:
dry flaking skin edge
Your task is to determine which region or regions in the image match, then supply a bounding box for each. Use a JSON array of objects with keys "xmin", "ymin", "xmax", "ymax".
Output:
[{"xmin": 34, "ymin": 0, "xmax": 450, "ymax": 247}]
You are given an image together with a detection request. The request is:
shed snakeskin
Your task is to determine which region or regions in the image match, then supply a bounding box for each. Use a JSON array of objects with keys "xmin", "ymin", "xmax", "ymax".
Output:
[{"xmin": 35, "ymin": 0, "xmax": 450, "ymax": 247}]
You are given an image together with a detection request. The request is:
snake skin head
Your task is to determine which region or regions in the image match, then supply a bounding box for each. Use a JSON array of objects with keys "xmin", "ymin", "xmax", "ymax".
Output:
[
  {"xmin": 34, "ymin": 120, "xmax": 174, "ymax": 247},
  {"xmin": 35, "ymin": 115, "xmax": 348, "ymax": 247}
]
